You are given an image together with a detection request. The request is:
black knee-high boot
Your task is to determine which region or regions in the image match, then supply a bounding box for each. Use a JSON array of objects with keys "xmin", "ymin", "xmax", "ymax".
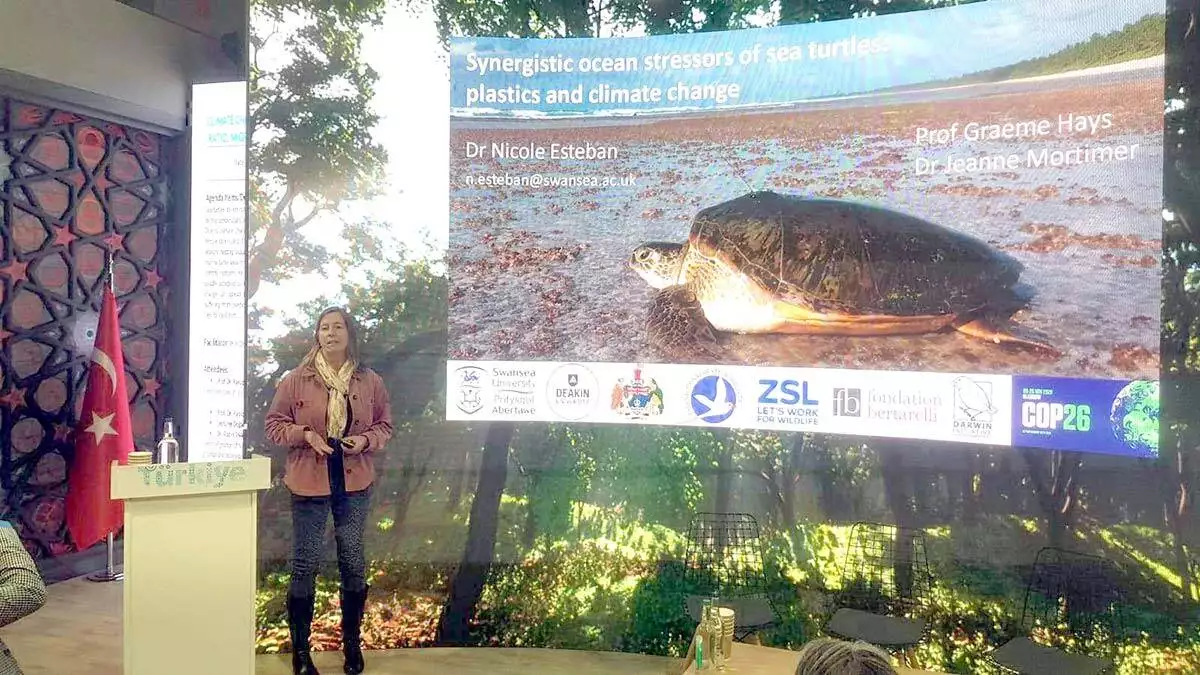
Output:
[
  {"xmin": 288, "ymin": 594, "xmax": 321, "ymax": 675},
  {"xmin": 341, "ymin": 585, "xmax": 369, "ymax": 674}
]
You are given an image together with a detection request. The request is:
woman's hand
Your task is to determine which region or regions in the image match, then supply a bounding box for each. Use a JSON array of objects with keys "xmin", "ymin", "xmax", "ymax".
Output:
[
  {"xmin": 304, "ymin": 430, "xmax": 333, "ymax": 456},
  {"xmin": 342, "ymin": 435, "xmax": 369, "ymax": 454}
]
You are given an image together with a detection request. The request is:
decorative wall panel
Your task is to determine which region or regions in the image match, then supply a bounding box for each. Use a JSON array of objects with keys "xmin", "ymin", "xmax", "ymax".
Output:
[{"xmin": 0, "ymin": 96, "xmax": 174, "ymax": 558}]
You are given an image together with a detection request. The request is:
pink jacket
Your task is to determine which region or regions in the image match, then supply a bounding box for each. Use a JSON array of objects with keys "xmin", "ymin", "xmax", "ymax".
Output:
[{"xmin": 264, "ymin": 364, "xmax": 393, "ymax": 496}]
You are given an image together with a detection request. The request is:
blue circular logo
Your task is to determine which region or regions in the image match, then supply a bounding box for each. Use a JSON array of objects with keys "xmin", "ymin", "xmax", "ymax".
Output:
[{"xmin": 690, "ymin": 375, "xmax": 737, "ymax": 424}]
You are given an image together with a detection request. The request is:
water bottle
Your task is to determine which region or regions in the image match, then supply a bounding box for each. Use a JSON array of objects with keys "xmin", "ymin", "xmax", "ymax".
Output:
[{"xmin": 156, "ymin": 417, "xmax": 180, "ymax": 464}]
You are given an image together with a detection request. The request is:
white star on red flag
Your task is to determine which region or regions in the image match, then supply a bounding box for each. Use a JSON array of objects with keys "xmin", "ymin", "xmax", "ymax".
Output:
[
  {"xmin": 67, "ymin": 285, "xmax": 134, "ymax": 551},
  {"xmin": 84, "ymin": 411, "xmax": 118, "ymax": 445}
]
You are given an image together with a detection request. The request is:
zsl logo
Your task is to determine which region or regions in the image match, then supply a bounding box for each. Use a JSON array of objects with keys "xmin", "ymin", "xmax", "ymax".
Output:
[
  {"xmin": 1021, "ymin": 401, "xmax": 1092, "ymax": 432},
  {"xmin": 758, "ymin": 379, "xmax": 818, "ymax": 406}
]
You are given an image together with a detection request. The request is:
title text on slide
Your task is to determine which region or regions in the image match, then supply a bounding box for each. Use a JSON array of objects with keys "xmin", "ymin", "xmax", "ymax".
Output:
[{"xmin": 460, "ymin": 36, "xmax": 891, "ymax": 108}]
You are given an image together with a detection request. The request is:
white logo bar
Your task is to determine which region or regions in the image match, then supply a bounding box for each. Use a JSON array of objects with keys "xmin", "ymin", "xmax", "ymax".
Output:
[{"xmin": 446, "ymin": 360, "xmax": 1013, "ymax": 446}]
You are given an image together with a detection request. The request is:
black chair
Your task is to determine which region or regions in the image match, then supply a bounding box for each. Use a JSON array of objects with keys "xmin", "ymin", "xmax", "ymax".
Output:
[
  {"xmin": 826, "ymin": 522, "xmax": 932, "ymax": 651},
  {"xmin": 991, "ymin": 547, "xmax": 1121, "ymax": 675},
  {"xmin": 681, "ymin": 512, "xmax": 779, "ymax": 640}
]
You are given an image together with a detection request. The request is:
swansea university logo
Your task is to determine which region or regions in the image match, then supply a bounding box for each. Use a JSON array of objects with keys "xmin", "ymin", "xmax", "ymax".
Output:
[
  {"xmin": 689, "ymin": 372, "xmax": 738, "ymax": 425},
  {"xmin": 952, "ymin": 376, "xmax": 998, "ymax": 438},
  {"xmin": 453, "ymin": 365, "xmax": 487, "ymax": 415}
]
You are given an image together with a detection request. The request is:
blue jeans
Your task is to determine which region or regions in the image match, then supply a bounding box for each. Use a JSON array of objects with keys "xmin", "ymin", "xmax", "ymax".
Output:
[{"xmin": 288, "ymin": 446, "xmax": 371, "ymax": 598}]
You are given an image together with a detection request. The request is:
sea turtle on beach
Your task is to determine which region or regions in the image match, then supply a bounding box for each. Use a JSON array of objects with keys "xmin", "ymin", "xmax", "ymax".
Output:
[{"xmin": 629, "ymin": 190, "xmax": 1059, "ymax": 358}]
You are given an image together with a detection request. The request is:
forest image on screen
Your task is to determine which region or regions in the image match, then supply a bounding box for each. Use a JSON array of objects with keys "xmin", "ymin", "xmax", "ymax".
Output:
[{"xmin": 446, "ymin": 0, "xmax": 1164, "ymax": 457}]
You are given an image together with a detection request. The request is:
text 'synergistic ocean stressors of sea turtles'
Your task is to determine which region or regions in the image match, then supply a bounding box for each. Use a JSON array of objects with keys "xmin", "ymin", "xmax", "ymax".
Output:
[{"xmin": 629, "ymin": 190, "xmax": 1061, "ymax": 360}]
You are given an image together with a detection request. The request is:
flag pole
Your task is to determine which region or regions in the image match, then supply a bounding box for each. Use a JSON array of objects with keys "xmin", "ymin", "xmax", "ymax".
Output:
[
  {"xmin": 87, "ymin": 250, "xmax": 122, "ymax": 583},
  {"xmin": 87, "ymin": 532, "xmax": 122, "ymax": 582}
]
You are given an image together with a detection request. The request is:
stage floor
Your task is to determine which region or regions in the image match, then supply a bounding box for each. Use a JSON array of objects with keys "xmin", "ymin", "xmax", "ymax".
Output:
[{"xmin": 6, "ymin": 572, "xmax": 943, "ymax": 674}]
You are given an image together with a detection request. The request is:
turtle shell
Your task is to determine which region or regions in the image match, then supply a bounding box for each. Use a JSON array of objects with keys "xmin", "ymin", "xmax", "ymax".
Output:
[{"xmin": 687, "ymin": 191, "xmax": 1024, "ymax": 317}]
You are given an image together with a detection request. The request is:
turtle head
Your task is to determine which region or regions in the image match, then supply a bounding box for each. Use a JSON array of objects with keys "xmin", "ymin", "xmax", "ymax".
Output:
[{"xmin": 630, "ymin": 242, "xmax": 684, "ymax": 288}]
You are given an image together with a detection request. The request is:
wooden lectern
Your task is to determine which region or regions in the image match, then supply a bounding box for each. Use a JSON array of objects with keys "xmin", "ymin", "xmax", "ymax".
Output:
[{"xmin": 110, "ymin": 456, "xmax": 270, "ymax": 675}]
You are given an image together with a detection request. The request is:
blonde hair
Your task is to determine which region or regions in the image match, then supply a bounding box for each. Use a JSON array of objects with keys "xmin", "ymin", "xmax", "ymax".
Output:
[{"xmin": 794, "ymin": 638, "xmax": 898, "ymax": 675}]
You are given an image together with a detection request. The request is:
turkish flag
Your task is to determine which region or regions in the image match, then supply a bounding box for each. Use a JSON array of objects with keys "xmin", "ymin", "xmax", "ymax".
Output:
[{"xmin": 66, "ymin": 286, "xmax": 134, "ymax": 551}]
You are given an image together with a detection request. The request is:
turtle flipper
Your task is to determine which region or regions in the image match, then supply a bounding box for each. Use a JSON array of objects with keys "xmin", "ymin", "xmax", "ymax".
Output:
[
  {"xmin": 955, "ymin": 319, "xmax": 1061, "ymax": 357},
  {"xmin": 646, "ymin": 286, "xmax": 721, "ymax": 360}
]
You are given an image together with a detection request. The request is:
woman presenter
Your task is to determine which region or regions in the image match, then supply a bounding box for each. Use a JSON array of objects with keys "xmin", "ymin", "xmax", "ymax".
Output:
[{"xmin": 266, "ymin": 307, "xmax": 393, "ymax": 675}]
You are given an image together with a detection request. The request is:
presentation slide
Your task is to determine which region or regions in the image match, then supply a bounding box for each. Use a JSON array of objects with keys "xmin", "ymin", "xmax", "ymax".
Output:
[
  {"xmin": 188, "ymin": 81, "xmax": 248, "ymax": 463},
  {"xmin": 446, "ymin": 0, "xmax": 1163, "ymax": 457}
]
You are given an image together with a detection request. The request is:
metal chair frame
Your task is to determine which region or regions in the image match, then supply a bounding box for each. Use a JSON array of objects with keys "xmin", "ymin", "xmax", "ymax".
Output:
[
  {"xmin": 835, "ymin": 521, "xmax": 934, "ymax": 616},
  {"xmin": 993, "ymin": 547, "xmax": 1122, "ymax": 675},
  {"xmin": 826, "ymin": 521, "xmax": 935, "ymax": 660},
  {"xmin": 680, "ymin": 512, "xmax": 780, "ymax": 640}
]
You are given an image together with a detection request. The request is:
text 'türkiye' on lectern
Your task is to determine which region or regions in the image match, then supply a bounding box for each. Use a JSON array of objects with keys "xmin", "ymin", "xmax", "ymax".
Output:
[{"xmin": 110, "ymin": 456, "xmax": 270, "ymax": 675}]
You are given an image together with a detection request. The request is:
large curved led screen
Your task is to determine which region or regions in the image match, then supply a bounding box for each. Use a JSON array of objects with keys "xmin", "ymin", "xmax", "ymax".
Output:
[{"xmin": 446, "ymin": 0, "xmax": 1164, "ymax": 457}]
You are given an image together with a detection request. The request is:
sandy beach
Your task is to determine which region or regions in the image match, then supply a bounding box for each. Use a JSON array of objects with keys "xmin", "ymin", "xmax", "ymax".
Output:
[{"xmin": 448, "ymin": 75, "xmax": 1163, "ymax": 380}]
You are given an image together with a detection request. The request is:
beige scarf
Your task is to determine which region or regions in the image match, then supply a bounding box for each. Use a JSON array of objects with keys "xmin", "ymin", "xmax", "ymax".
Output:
[{"xmin": 313, "ymin": 350, "xmax": 355, "ymax": 440}]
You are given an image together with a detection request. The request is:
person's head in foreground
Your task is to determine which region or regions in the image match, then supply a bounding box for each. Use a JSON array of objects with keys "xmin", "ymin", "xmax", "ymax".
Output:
[{"xmin": 794, "ymin": 638, "xmax": 899, "ymax": 675}]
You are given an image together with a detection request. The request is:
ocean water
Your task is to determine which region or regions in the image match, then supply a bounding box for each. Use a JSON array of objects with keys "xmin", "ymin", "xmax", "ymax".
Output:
[{"xmin": 448, "ymin": 74, "xmax": 1163, "ymax": 380}]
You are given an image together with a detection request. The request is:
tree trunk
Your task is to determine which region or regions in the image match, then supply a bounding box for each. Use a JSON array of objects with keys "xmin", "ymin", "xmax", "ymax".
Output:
[
  {"xmin": 445, "ymin": 446, "xmax": 468, "ymax": 513},
  {"xmin": 814, "ymin": 446, "xmax": 840, "ymax": 520},
  {"xmin": 715, "ymin": 434, "xmax": 733, "ymax": 516},
  {"xmin": 391, "ymin": 430, "xmax": 438, "ymax": 534},
  {"xmin": 521, "ymin": 432, "xmax": 563, "ymax": 548},
  {"xmin": 780, "ymin": 434, "xmax": 806, "ymax": 530},
  {"xmin": 247, "ymin": 187, "xmax": 319, "ymax": 300},
  {"xmin": 1162, "ymin": 435, "xmax": 1195, "ymax": 600},
  {"xmin": 523, "ymin": 472, "xmax": 540, "ymax": 550},
  {"xmin": 435, "ymin": 423, "xmax": 514, "ymax": 646},
  {"xmin": 760, "ymin": 460, "xmax": 783, "ymax": 528},
  {"xmin": 391, "ymin": 459, "xmax": 429, "ymax": 535},
  {"xmin": 878, "ymin": 440, "xmax": 915, "ymax": 596},
  {"xmin": 961, "ymin": 452, "xmax": 981, "ymax": 524},
  {"xmin": 1021, "ymin": 449, "xmax": 1083, "ymax": 549}
]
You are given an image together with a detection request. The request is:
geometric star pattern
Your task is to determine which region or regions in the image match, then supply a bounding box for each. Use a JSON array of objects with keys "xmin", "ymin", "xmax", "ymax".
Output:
[{"xmin": 0, "ymin": 96, "xmax": 174, "ymax": 559}]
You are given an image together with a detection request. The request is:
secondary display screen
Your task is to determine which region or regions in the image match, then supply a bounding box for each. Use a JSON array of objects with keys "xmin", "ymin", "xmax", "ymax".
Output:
[
  {"xmin": 188, "ymin": 81, "xmax": 248, "ymax": 462},
  {"xmin": 446, "ymin": 0, "xmax": 1163, "ymax": 457}
]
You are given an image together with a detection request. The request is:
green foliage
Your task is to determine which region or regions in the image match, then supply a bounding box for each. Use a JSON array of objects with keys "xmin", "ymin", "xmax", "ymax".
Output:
[
  {"xmin": 248, "ymin": 0, "xmax": 389, "ymax": 296},
  {"xmin": 1163, "ymin": 1, "xmax": 1200, "ymax": 374},
  {"xmin": 621, "ymin": 561, "xmax": 700, "ymax": 655},
  {"xmin": 476, "ymin": 542, "xmax": 653, "ymax": 649},
  {"xmin": 761, "ymin": 524, "xmax": 846, "ymax": 588},
  {"xmin": 421, "ymin": 0, "xmax": 990, "ymax": 43},
  {"xmin": 582, "ymin": 426, "xmax": 717, "ymax": 527},
  {"xmin": 515, "ymin": 425, "xmax": 596, "ymax": 544},
  {"xmin": 776, "ymin": 0, "xmax": 987, "ymax": 24},
  {"xmin": 948, "ymin": 13, "xmax": 1166, "ymax": 84}
]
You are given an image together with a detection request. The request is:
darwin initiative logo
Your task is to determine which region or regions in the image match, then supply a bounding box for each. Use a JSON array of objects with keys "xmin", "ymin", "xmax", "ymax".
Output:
[{"xmin": 952, "ymin": 376, "xmax": 997, "ymax": 438}]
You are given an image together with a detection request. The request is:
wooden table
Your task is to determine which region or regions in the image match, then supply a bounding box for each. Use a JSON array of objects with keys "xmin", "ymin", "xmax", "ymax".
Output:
[
  {"xmin": 256, "ymin": 645, "xmax": 950, "ymax": 675},
  {"xmin": 677, "ymin": 643, "xmax": 949, "ymax": 674}
]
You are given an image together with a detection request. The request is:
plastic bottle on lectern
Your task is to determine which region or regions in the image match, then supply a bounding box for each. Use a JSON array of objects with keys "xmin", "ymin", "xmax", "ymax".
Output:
[{"xmin": 156, "ymin": 417, "xmax": 180, "ymax": 464}]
